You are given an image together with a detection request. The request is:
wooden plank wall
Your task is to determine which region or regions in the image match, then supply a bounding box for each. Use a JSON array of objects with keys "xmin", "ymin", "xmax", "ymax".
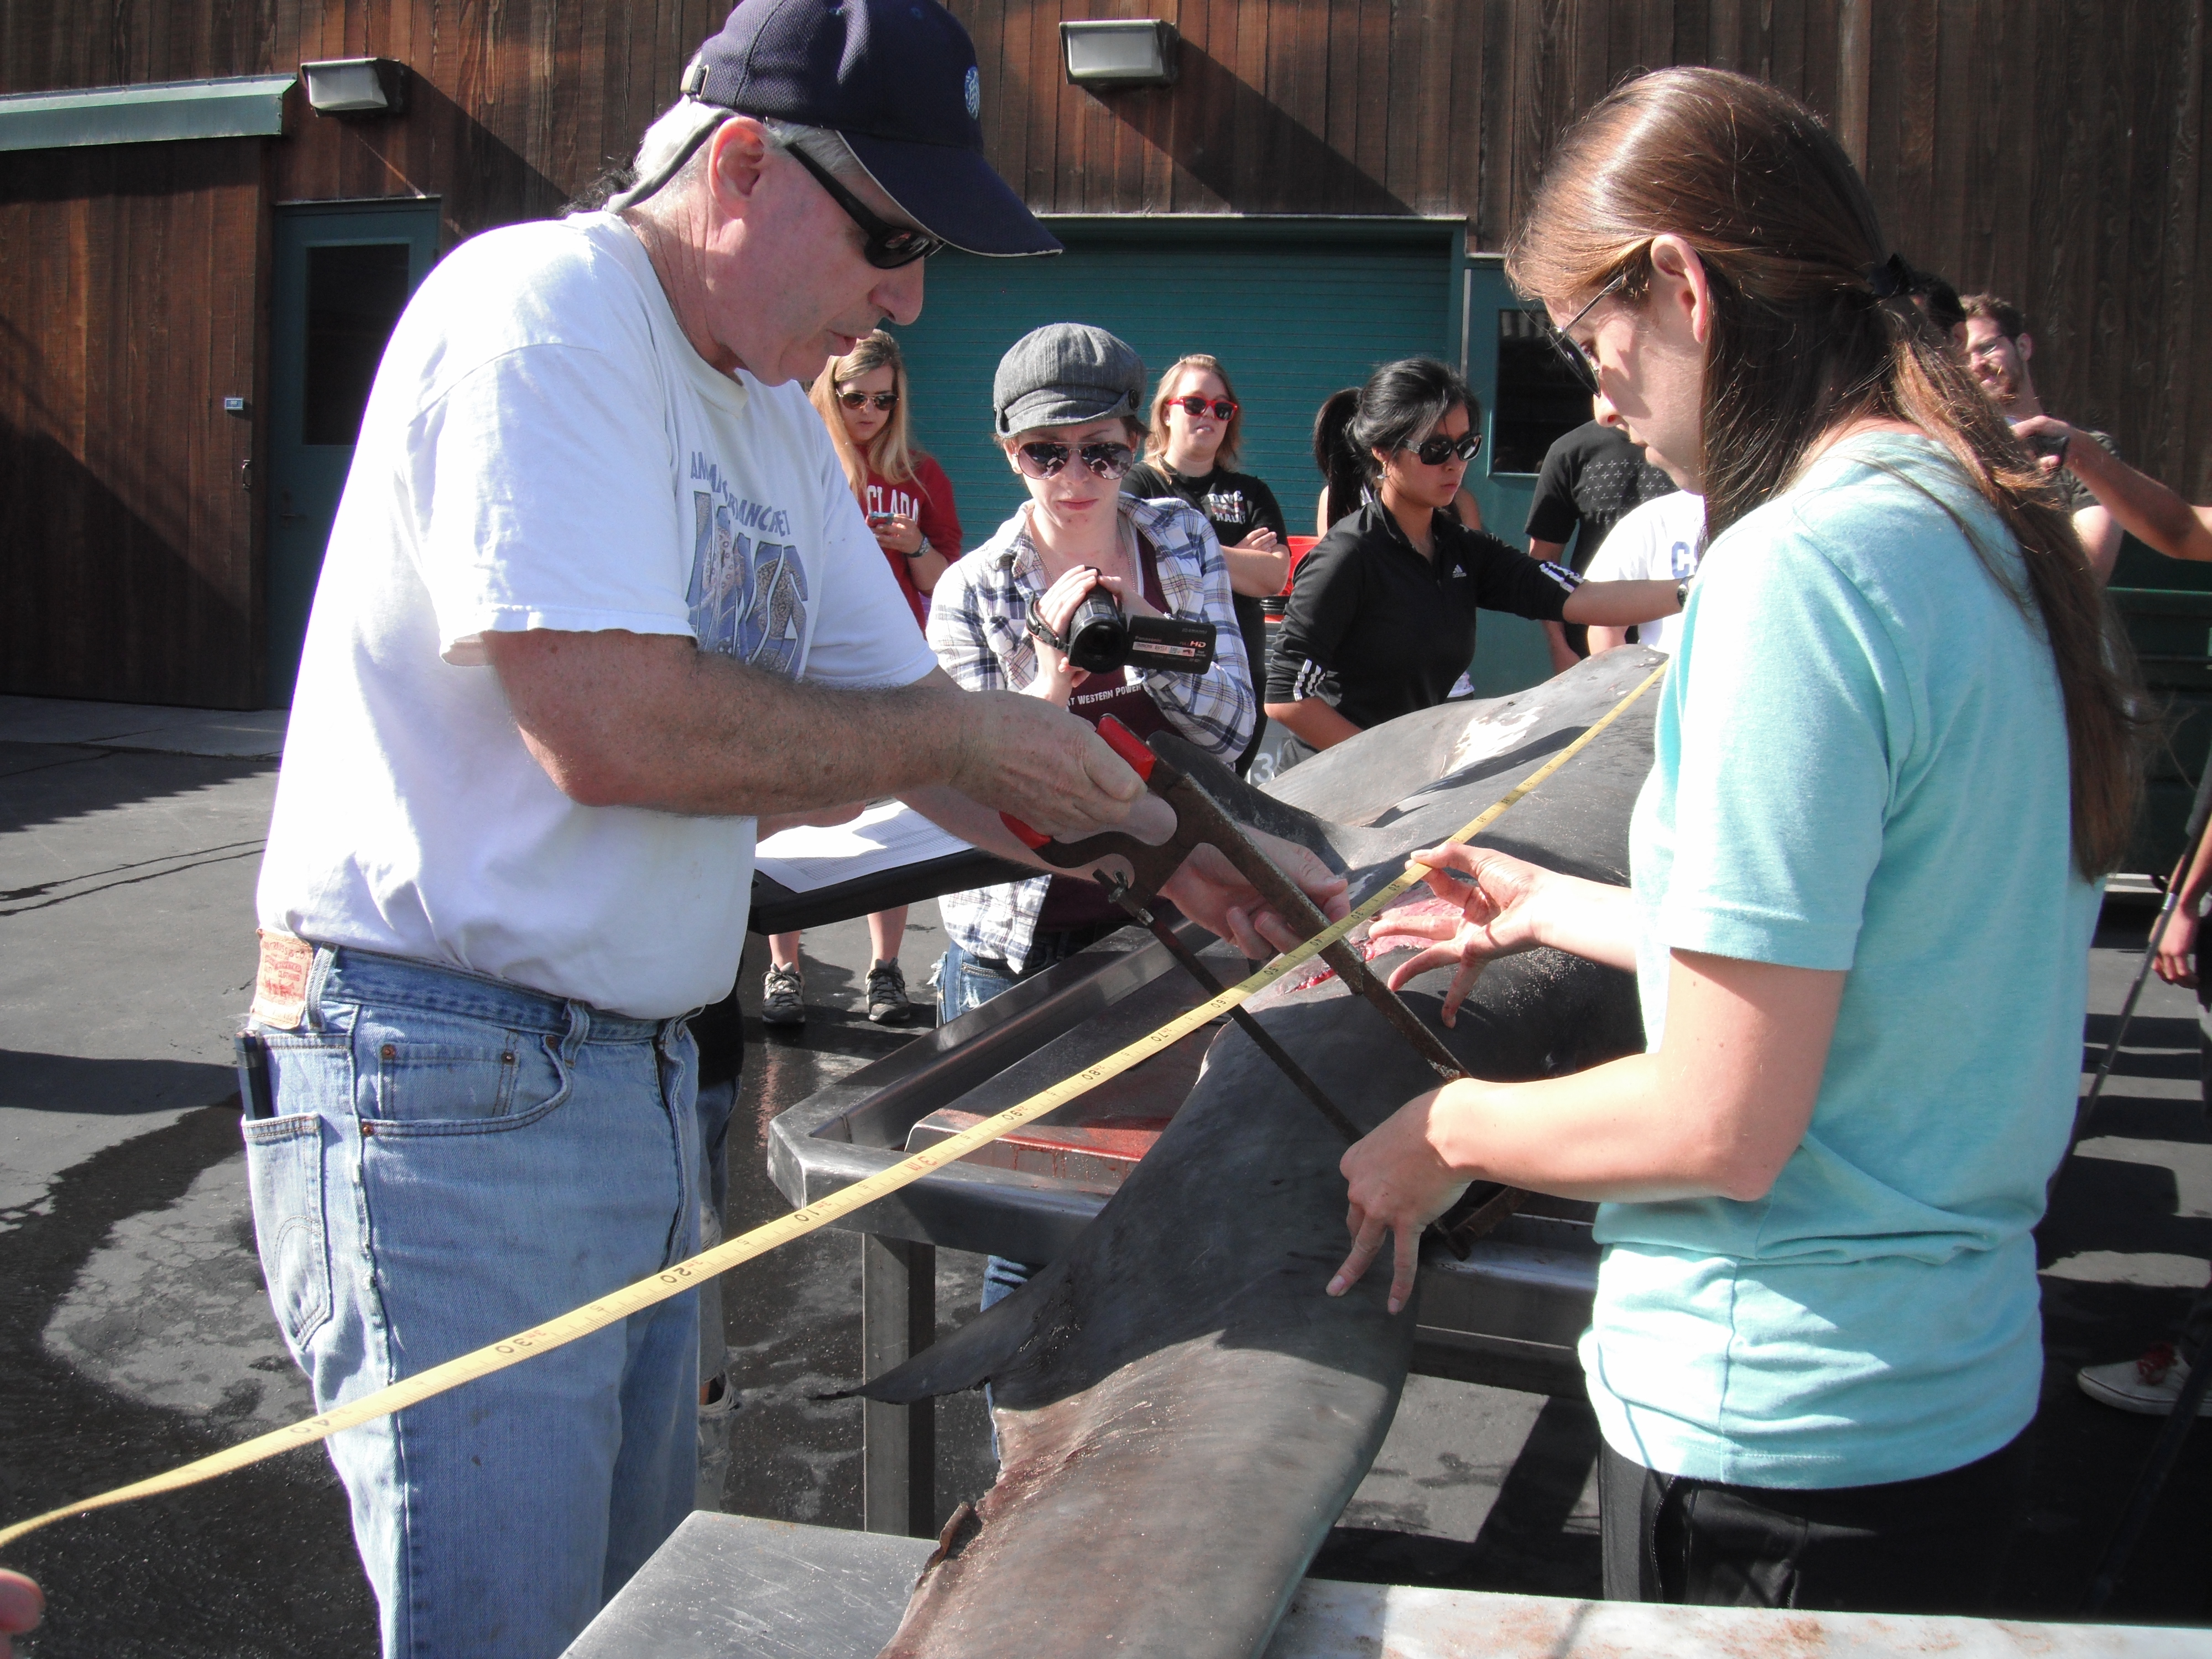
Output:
[
  {"xmin": 2, "ymin": 0, "xmax": 2206, "ymax": 703},
  {"xmin": 0, "ymin": 139, "xmax": 267, "ymax": 706},
  {"xmin": 942, "ymin": 0, "xmax": 2210, "ymax": 498}
]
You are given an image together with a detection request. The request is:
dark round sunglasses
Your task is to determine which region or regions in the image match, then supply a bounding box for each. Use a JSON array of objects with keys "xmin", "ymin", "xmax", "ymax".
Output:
[
  {"xmin": 1170, "ymin": 394, "xmax": 1238, "ymax": 421},
  {"xmin": 784, "ymin": 143, "xmax": 945, "ymax": 270},
  {"xmin": 1405, "ymin": 430, "xmax": 1483, "ymax": 467},
  {"xmin": 1016, "ymin": 440, "xmax": 1136, "ymax": 481},
  {"xmin": 837, "ymin": 389, "xmax": 899, "ymax": 411}
]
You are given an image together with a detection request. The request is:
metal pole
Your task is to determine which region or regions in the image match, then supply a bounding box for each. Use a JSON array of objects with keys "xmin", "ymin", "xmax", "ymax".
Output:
[{"xmin": 2081, "ymin": 1317, "xmax": 2212, "ymax": 1614}]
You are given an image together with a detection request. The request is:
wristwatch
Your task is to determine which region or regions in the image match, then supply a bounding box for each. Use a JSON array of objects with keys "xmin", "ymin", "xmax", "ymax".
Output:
[
  {"xmin": 905, "ymin": 536, "xmax": 933, "ymax": 561},
  {"xmin": 1675, "ymin": 578, "xmax": 1691, "ymax": 611}
]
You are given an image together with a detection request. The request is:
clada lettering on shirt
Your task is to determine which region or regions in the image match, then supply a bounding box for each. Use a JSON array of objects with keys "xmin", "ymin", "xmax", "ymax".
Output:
[
  {"xmin": 865, "ymin": 482, "xmax": 925, "ymax": 521},
  {"xmin": 688, "ymin": 452, "xmax": 809, "ymax": 676}
]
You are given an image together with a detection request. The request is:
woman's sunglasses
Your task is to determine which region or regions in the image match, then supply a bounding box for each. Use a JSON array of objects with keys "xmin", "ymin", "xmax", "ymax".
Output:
[
  {"xmin": 784, "ymin": 143, "xmax": 945, "ymax": 270},
  {"xmin": 1016, "ymin": 440, "xmax": 1136, "ymax": 481},
  {"xmin": 1169, "ymin": 394, "xmax": 1238, "ymax": 421},
  {"xmin": 1404, "ymin": 431, "xmax": 1483, "ymax": 467},
  {"xmin": 838, "ymin": 390, "xmax": 899, "ymax": 411},
  {"xmin": 1543, "ymin": 268, "xmax": 1629, "ymax": 394}
]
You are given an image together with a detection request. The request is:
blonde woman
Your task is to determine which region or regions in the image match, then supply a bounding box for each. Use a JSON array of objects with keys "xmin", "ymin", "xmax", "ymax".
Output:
[
  {"xmin": 810, "ymin": 328, "xmax": 963, "ymax": 625},
  {"xmin": 765, "ymin": 332, "xmax": 966, "ymax": 1029}
]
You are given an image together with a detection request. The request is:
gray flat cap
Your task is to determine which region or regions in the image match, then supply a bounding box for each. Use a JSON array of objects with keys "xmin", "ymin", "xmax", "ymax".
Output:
[{"xmin": 993, "ymin": 324, "xmax": 1146, "ymax": 436}]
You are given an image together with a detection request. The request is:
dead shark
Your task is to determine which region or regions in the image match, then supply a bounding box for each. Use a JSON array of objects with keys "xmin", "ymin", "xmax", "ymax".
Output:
[{"xmin": 856, "ymin": 649, "xmax": 1664, "ymax": 1659}]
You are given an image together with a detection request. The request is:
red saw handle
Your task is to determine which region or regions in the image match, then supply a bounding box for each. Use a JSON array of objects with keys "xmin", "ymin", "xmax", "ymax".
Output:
[{"xmin": 999, "ymin": 717, "xmax": 1160, "ymax": 848}]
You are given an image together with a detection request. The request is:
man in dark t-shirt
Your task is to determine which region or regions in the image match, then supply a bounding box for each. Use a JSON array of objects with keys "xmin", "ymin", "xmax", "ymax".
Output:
[
  {"xmin": 1123, "ymin": 458, "xmax": 1286, "ymax": 772},
  {"xmin": 1525, "ymin": 412, "xmax": 1677, "ymax": 668}
]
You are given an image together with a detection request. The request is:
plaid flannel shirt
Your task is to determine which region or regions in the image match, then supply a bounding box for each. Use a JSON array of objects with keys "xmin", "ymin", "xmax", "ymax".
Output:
[{"xmin": 926, "ymin": 494, "xmax": 1255, "ymax": 973}]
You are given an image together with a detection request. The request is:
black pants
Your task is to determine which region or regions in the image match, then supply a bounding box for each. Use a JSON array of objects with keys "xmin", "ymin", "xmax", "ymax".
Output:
[{"xmin": 1599, "ymin": 1429, "xmax": 2033, "ymax": 1613}]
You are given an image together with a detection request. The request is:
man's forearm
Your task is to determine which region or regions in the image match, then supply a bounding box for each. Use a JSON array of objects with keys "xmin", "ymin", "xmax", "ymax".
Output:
[
  {"xmin": 2064, "ymin": 439, "xmax": 2212, "ymax": 562},
  {"xmin": 489, "ymin": 630, "xmax": 975, "ymax": 816}
]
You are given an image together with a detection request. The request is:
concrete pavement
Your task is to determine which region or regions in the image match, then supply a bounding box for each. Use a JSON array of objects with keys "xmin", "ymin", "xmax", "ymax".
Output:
[{"xmin": 1, "ymin": 694, "xmax": 2207, "ymax": 1656}]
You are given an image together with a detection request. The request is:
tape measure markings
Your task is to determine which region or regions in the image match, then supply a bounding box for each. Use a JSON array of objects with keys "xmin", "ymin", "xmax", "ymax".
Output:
[{"xmin": 0, "ymin": 662, "xmax": 1662, "ymax": 1556}]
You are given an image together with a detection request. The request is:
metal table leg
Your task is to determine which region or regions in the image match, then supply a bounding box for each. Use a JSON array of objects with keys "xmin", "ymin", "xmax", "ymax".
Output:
[{"xmin": 861, "ymin": 1233, "xmax": 936, "ymax": 1537}]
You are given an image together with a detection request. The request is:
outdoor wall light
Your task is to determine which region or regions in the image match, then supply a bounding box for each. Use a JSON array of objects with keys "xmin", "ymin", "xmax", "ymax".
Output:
[
  {"xmin": 1060, "ymin": 20, "xmax": 1180, "ymax": 89},
  {"xmin": 301, "ymin": 58, "xmax": 411, "ymax": 118}
]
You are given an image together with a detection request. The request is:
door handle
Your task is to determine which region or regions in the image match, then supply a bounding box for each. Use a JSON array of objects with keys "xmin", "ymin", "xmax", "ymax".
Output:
[{"xmin": 239, "ymin": 457, "xmax": 254, "ymax": 492}]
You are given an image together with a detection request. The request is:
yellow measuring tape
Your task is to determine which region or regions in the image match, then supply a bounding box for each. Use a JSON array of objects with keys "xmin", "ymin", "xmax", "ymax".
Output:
[{"xmin": 0, "ymin": 663, "xmax": 1663, "ymax": 1555}]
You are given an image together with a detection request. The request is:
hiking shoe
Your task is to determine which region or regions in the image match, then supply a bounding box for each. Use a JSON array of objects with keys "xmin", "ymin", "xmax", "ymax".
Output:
[
  {"xmin": 866, "ymin": 959, "xmax": 915, "ymax": 1025},
  {"xmin": 761, "ymin": 964, "xmax": 806, "ymax": 1027},
  {"xmin": 2078, "ymin": 1342, "xmax": 2212, "ymax": 1416}
]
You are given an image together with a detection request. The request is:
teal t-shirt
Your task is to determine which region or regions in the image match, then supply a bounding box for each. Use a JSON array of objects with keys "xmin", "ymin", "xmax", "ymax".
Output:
[{"xmin": 1582, "ymin": 434, "xmax": 2098, "ymax": 1489}]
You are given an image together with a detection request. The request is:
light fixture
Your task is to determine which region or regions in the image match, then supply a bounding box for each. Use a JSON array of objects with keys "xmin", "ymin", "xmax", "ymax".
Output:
[
  {"xmin": 301, "ymin": 58, "xmax": 410, "ymax": 118},
  {"xmin": 1060, "ymin": 20, "xmax": 1179, "ymax": 89}
]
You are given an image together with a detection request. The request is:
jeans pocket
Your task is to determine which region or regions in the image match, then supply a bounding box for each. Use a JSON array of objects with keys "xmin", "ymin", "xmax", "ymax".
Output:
[
  {"xmin": 355, "ymin": 1011, "xmax": 571, "ymax": 1136},
  {"xmin": 242, "ymin": 1113, "xmax": 332, "ymax": 1355}
]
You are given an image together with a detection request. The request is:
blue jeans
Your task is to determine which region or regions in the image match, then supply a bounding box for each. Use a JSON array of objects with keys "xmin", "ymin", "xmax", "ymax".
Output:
[{"xmin": 242, "ymin": 945, "xmax": 701, "ymax": 1659}]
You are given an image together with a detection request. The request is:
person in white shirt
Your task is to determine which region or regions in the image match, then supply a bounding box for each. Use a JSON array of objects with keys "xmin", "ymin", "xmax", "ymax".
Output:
[
  {"xmin": 1583, "ymin": 489, "xmax": 1706, "ymax": 655},
  {"xmin": 239, "ymin": 4, "xmax": 1345, "ymax": 1654}
]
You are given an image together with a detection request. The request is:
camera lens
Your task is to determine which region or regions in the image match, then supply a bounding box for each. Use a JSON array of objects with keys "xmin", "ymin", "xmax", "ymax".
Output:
[{"xmin": 1065, "ymin": 589, "xmax": 1128, "ymax": 672}]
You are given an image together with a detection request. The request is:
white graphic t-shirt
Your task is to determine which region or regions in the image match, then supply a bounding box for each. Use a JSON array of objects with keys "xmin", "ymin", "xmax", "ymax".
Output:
[
  {"xmin": 257, "ymin": 213, "xmax": 937, "ymax": 1018},
  {"xmin": 1582, "ymin": 490, "xmax": 1707, "ymax": 655}
]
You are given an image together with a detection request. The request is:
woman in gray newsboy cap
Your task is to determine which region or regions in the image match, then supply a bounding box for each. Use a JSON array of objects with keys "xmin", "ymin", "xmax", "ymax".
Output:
[
  {"xmin": 927, "ymin": 323, "xmax": 1256, "ymax": 1015},
  {"xmin": 923, "ymin": 322, "xmax": 1258, "ymax": 1314}
]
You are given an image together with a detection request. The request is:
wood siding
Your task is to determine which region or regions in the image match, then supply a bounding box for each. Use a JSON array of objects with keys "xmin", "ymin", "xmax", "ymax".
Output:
[
  {"xmin": 0, "ymin": 139, "xmax": 267, "ymax": 706},
  {"xmin": 3, "ymin": 1, "xmax": 2208, "ymax": 704}
]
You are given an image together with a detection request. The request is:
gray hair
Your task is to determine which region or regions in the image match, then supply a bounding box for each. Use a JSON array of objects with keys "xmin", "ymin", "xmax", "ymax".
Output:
[{"xmin": 613, "ymin": 100, "xmax": 865, "ymax": 217}]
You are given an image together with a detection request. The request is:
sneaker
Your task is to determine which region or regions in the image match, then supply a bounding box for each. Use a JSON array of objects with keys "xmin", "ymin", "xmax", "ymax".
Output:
[
  {"xmin": 761, "ymin": 964, "xmax": 806, "ymax": 1027},
  {"xmin": 866, "ymin": 959, "xmax": 914, "ymax": 1026},
  {"xmin": 2077, "ymin": 1342, "xmax": 2212, "ymax": 1416}
]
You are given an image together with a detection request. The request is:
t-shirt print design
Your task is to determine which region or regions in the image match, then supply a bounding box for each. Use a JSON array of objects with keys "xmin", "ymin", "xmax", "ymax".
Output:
[{"xmin": 688, "ymin": 453, "xmax": 810, "ymax": 677}]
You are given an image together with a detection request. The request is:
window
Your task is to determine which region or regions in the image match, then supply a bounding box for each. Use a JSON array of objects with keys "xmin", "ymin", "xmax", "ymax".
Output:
[
  {"xmin": 1490, "ymin": 309, "xmax": 1589, "ymax": 474},
  {"xmin": 302, "ymin": 242, "xmax": 412, "ymax": 445}
]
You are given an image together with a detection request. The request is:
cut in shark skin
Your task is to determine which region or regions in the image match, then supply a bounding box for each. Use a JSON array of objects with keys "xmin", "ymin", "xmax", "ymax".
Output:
[{"xmin": 858, "ymin": 650, "xmax": 1666, "ymax": 1659}]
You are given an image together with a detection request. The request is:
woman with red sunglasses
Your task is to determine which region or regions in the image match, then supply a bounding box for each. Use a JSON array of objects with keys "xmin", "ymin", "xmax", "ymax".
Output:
[{"xmin": 1123, "ymin": 354, "xmax": 1288, "ymax": 776}]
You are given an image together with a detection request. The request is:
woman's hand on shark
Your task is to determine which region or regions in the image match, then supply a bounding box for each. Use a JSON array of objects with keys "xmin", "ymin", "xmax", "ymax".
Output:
[
  {"xmin": 1380, "ymin": 846, "xmax": 1553, "ymax": 1024},
  {"xmin": 1326, "ymin": 1087, "xmax": 1467, "ymax": 1314}
]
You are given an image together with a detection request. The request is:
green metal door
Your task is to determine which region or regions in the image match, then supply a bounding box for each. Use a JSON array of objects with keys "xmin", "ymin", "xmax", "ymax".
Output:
[
  {"xmin": 267, "ymin": 200, "xmax": 440, "ymax": 705},
  {"xmin": 896, "ymin": 218, "xmax": 1457, "ymax": 560}
]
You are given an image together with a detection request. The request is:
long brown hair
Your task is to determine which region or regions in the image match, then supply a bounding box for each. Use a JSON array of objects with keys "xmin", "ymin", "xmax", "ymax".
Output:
[
  {"xmin": 1506, "ymin": 66, "xmax": 2140, "ymax": 878},
  {"xmin": 1147, "ymin": 353, "xmax": 1246, "ymax": 468},
  {"xmin": 810, "ymin": 330, "xmax": 917, "ymax": 501}
]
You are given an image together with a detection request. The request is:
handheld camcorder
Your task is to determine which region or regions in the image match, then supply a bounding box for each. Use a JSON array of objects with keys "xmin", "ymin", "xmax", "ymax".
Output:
[{"xmin": 1027, "ymin": 587, "xmax": 1216, "ymax": 675}]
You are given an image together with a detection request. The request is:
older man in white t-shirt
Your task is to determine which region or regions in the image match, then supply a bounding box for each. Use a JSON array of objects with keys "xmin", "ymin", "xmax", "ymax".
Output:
[
  {"xmin": 241, "ymin": 4, "xmax": 1343, "ymax": 1653},
  {"xmin": 1584, "ymin": 490, "xmax": 1707, "ymax": 655}
]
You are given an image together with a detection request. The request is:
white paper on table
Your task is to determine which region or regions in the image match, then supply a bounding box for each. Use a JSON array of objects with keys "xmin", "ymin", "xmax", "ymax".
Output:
[{"xmin": 753, "ymin": 801, "xmax": 979, "ymax": 895}]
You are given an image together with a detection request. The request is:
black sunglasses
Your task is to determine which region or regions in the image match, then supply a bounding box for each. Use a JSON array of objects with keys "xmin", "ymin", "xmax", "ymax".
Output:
[
  {"xmin": 1016, "ymin": 440, "xmax": 1135, "ymax": 481},
  {"xmin": 1543, "ymin": 268, "xmax": 1629, "ymax": 394},
  {"xmin": 1170, "ymin": 394, "xmax": 1238, "ymax": 421},
  {"xmin": 837, "ymin": 389, "xmax": 899, "ymax": 411},
  {"xmin": 1404, "ymin": 430, "xmax": 1483, "ymax": 467},
  {"xmin": 783, "ymin": 143, "xmax": 945, "ymax": 270}
]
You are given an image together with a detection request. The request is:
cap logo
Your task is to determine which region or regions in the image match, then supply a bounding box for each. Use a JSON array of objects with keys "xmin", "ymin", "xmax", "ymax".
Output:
[{"xmin": 964, "ymin": 65, "xmax": 982, "ymax": 119}]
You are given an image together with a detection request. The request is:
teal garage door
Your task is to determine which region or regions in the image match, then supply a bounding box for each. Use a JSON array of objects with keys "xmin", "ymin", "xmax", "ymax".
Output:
[{"xmin": 894, "ymin": 219, "xmax": 1455, "ymax": 568}]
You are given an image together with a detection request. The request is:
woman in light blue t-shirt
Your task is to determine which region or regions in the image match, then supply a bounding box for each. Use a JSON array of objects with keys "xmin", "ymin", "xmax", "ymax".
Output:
[{"xmin": 1326, "ymin": 67, "xmax": 2141, "ymax": 1614}]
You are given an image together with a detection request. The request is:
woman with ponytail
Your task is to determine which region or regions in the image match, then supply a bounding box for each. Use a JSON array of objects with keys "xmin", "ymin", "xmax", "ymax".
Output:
[
  {"xmin": 1327, "ymin": 68, "xmax": 2141, "ymax": 1614},
  {"xmin": 1266, "ymin": 358, "xmax": 1678, "ymax": 757}
]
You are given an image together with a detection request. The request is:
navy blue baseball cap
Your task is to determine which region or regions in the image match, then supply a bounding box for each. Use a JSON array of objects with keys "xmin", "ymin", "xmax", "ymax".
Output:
[{"xmin": 671, "ymin": 0, "xmax": 1059, "ymax": 258}]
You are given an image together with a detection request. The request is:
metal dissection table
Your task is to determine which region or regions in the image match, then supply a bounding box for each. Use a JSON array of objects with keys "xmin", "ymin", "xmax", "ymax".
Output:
[{"xmin": 765, "ymin": 919, "xmax": 1600, "ymax": 1538}]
